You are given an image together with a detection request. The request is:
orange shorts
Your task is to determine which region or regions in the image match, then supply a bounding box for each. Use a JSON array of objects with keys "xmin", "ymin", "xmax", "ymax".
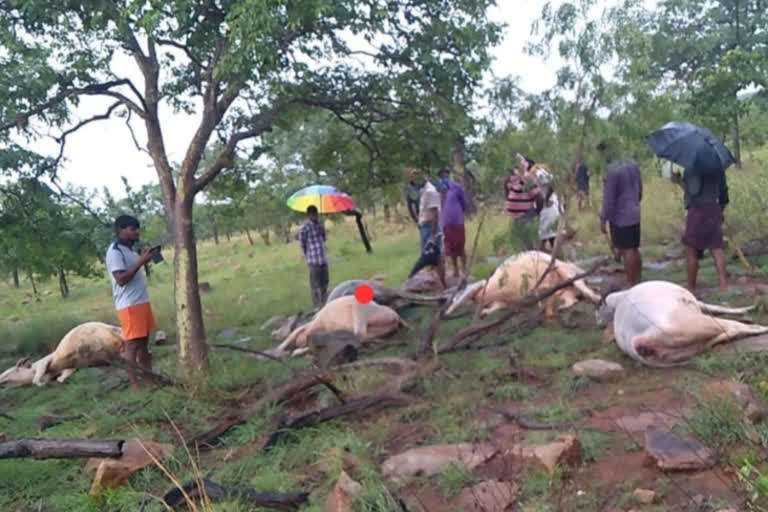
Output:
[{"xmin": 117, "ymin": 302, "xmax": 157, "ymax": 340}]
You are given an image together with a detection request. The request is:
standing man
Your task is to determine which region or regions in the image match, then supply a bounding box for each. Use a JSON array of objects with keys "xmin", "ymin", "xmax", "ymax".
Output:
[
  {"xmin": 297, "ymin": 205, "xmax": 329, "ymax": 309},
  {"xmin": 575, "ymin": 156, "xmax": 589, "ymax": 210},
  {"xmin": 671, "ymin": 159, "xmax": 729, "ymax": 293},
  {"xmin": 597, "ymin": 140, "xmax": 643, "ymax": 287},
  {"xmin": 406, "ymin": 167, "xmax": 447, "ymax": 290},
  {"xmin": 106, "ymin": 215, "xmax": 159, "ymax": 393},
  {"xmin": 438, "ymin": 167, "xmax": 467, "ymax": 278}
]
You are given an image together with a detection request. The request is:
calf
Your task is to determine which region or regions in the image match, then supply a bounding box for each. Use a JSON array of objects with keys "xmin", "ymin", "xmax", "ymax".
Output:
[
  {"xmin": 445, "ymin": 251, "xmax": 600, "ymax": 318},
  {"xmin": 598, "ymin": 280, "xmax": 768, "ymax": 366}
]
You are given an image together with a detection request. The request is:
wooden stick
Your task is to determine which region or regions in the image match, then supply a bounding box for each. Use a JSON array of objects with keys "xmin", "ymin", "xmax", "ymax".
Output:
[
  {"xmin": 0, "ymin": 439, "xmax": 124, "ymax": 460},
  {"xmin": 162, "ymin": 477, "xmax": 309, "ymax": 511}
]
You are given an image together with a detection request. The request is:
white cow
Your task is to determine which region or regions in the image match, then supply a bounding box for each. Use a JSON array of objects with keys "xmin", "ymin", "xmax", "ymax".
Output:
[
  {"xmin": 265, "ymin": 296, "xmax": 409, "ymax": 358},
  {"xmin": 445, "ymin": 251, "xmax": 601, "ymax": 318},
  {"xmin": 598, "ymin": 280, "xmax": 768, "ymax": 366},
  {"xmin": 0, "ymin": 322, "xmax": 125, "ymax": 387}
]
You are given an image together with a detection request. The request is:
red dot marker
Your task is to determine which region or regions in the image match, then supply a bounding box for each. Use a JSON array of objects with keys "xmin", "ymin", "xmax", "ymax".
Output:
[{"xmin": 354, "ymin": 284, "xmax": 374, "ymax": 304}]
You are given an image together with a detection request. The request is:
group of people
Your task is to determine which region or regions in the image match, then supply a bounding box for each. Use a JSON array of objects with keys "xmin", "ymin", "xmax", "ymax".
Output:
[
  {"xmin": 104, "ymin": 138, "xmax": 730, "ymax": 392},
  {"xmin": 597, "ymin": 140, "xmax": 730, "ymax": 293}
]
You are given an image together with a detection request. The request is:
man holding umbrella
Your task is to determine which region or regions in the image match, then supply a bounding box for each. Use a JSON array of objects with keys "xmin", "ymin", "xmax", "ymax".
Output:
[
  {"xmin": 646, "ymin": 121, "xmax": 734, "ymax": 293},
  {"xmin": 671, "ymin": 158, "xmax": 729, "ymax": 293},
  {"xmin": 297, "ymin": 205, "xmax": 329, "ymax": 308}
]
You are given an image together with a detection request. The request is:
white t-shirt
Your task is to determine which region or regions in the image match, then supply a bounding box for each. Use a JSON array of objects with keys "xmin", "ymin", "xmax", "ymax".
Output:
[{"xmin": 418, "ymin": 181, "xmax": 441, "ymax": 225}]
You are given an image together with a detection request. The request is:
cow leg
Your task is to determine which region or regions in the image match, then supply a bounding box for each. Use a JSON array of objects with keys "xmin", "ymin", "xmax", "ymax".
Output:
[
  {"xmin": 480, "ymin": 301, "xmax": 507, "ymax": 318},
  {"xmin": 56, "ymin": 368, "xmax": 76, "ymax": 383},
  {"xmin": 602, "ymin": 324, "xmax": 615, "ymax": 344}
]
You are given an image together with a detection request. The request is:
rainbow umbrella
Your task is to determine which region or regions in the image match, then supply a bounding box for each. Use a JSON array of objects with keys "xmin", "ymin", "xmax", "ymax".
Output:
[{"xmin": 286, "ymin": 184, "xmax": 356, "ymax": 214}]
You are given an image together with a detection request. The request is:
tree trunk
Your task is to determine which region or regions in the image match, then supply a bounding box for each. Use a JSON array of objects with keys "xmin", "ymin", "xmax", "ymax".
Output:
[
  {"xmin": 384, "ymin": 202, "xmax": 391, "ymax": 221},
  {"xmin": 58, "ymin": 266, "xmax": 69, "ymax": 299},
  {"xmin": 259, "ymin": 229, "xmax": 271, "ymax": 246},
  {"xmin": 225, "ymin": 230, "xmax": 231, "ymax": 242},
  {"xmin": 211, "ymin": 216, "xmax": 220, "ymax": 245},
  {"xmin": 12, "ymin": 268, "xmax": 19, "ymax": 289},
  {"xmin": 282, "ymin": 224, "xmax": 292, "ymax": 244},
  {"xmin": 452, "ymin": 138, "xmax": 476, "ymax": 215},
  {"xmin": 733, "ymin": 111, "xmax": 742, "ymax": 168},
  {"xmin": 28, "ymin": 271, "xmax": 38, "ymax": 298},
  {"xmin": 244, "ymin": 227, "xmax": 254, "ymax": 245},
  {"xmin": 0, "ymin": 439, "xmax": 124, "ymax": 460},
  {"xmin": 174, "ymin": 197, "xmax": 209, "ymax": 380}
]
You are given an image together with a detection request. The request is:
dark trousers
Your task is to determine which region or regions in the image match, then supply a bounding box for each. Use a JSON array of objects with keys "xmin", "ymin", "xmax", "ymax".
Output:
[{"xmin": 309, "ymin": 263, "xmax": 329, "ymax": 308}]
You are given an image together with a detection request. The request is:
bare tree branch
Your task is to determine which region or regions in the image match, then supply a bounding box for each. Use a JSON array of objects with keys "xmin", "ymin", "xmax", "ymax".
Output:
[{"xmin": 155, "ymin": 38, "xmax": 205, "ymax": 69}]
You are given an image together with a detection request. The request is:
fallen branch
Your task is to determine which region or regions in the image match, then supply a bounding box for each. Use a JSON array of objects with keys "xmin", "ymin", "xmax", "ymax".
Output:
[
  {"xmin": 262, "ymin": 392, "xmax": 414, "ymax": 452},
  {"xmin": 105, "ymin": 356, "xmax": 180, "ymax": 388},
  {"xmin": 188, "ymin": 374, "xmax": 325, "ymax": 450},
  {"xmin": 162, "ymin": 477, "xmax": 309, "ymax": 511},
  {"xmin": 0, "ymin": 439, "xmax": 124, "ymax": 460},
  {"xmin": 437, "ymin": 259, "xmax": 606, "ymax": 354},
  {"xmin": 443, "ymin": 311, "xmax": 544, "ymax": 354},
  {"xmin": 413, "ymin": 211, "xmax": 487, "ymax": 360}
]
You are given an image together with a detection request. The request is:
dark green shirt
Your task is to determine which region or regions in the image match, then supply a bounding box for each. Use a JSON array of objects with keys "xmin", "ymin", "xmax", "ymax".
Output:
[{"xmin": 682, "ymin": 169, "xmax": 729, "ymax": 210}]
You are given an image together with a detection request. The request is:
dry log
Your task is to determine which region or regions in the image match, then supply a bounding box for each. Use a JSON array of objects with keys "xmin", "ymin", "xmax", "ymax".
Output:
[
  {"xmin": 262, "ymin": 392, "xmax": 414, "ymax": 452},
  {"xmin": 188, "ymin": 374, "xmax": 325, "ymax": 450},
  {"xmin": 162, "ymin": 477, "xmax": 309, "ymax": 511},
  {"xmin": 0, "ymin": 439, "xmax": 124, "ymax": 460}
]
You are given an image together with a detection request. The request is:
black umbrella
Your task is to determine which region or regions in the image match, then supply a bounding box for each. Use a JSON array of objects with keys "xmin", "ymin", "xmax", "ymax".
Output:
[{"xmin": 645, "ymin": 121, "xmax": 736, "ymax": 174}]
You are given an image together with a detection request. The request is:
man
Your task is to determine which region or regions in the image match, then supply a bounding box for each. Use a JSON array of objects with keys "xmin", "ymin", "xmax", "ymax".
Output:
[
  {"xmin": 671, "ymin": 159, "xmax": 729, "ymax": 293},
  {"xmin": 297, "ymin": 205, "xmax": 329, "ymax": 308},
  {"xmin": 438, "ymin": 167, "xmax": 467, "ymax": 278},
  {"xmin": 597, "ymin": 140, "xmax": 643, "ymax": 287},
  {"xmin": 575, "ymin": 156, "xmax": 589, "ymax": 210},
  {"xmin": 105, "ymin": 215, "xmax": 159, "ymax": 393},
  {"xmin": 406, "ymin": 167, "xmax": 447, "ymax": 290}
]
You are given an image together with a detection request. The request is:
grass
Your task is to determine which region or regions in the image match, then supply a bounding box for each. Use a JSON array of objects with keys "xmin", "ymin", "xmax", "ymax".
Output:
[{"xmin": 2, "ymin": 157, "xmax": 768, "ymax": 510}]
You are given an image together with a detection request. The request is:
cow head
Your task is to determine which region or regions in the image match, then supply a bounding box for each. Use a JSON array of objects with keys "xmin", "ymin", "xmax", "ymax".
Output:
[
  {"xmin": 0, "ymin": 357, "xmax": 35, "ymax": 387},
  {"xmin": 594, "ymin": 279, "xmax": 624, "ymax": 328}
]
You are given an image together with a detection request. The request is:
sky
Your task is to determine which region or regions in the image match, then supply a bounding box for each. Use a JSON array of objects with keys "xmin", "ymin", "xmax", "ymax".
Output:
[{"xmin": 33, "ymin": 1, "xmax": 567, "ymax": 199}]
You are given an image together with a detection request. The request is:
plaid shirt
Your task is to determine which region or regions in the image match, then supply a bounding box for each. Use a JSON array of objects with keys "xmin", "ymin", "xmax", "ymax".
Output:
[{"xmin": 297, "ymin": 220, "xmax": 327, "ymax": 265}]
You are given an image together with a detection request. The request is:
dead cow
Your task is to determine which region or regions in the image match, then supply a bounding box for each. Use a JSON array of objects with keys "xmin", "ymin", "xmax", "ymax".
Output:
[
  {"xmin": 445, "ymin": 251, "xmax": 601, "ymax": 318},
  {"xmin": 598, "ymin": 280, "xmax": 768, "ymax": 366},
  {"xmin": 266, "ymin": 296, "xmax": 409, "ymax": 358},
  {"xmin": 0, "ymin": 322, "xmax": 125, "ymax": 387}
]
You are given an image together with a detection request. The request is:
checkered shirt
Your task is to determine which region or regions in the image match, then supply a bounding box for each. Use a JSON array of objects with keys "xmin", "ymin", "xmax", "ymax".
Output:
[{"xmin": 297, "ymin": 220, "xmax": 327, "ymax": 265}]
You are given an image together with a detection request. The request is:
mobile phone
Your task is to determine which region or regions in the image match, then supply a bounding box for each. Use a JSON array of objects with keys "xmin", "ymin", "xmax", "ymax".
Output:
[{"xmin": 151, "ymin": 245, "xmax": 164, "ymax": 263}]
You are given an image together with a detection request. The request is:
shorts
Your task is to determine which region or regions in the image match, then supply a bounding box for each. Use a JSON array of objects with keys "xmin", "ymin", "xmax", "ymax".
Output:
[
  {"xmin": 682, "ymin": 204, "xmax": 724, "ymax": 251},
  {"xmin": 117, "ymin": 302, "xmax": 157, "ymax": 341},
  {"xmin": 610, "ymin": 223, "xmax": 640, "ymax": 250},
  {"xmin": 443, "ymin": 224, "xmax": 465, "ymax": 257}
]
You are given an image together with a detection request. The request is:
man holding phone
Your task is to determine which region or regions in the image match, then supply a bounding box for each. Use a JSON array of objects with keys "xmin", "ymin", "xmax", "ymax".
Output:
[{"xmin": 106, "ymin": 215, "xmax": 159, "ymax": 393}]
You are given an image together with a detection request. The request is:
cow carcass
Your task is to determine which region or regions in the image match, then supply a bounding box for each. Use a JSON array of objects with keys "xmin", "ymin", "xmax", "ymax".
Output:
[
  {"xmin": 265, "ymin": 296, "xmax": 408, "ymax": 358},
  {"xmin": 445, "ymin": 251, "xmax": 600, "ymax": 318},
  {"xmin": 0, "ymin": 322, "xmax": 125, "ymax": 387},
  {"xmin": 598, "ymin": 280, "xmax": 768, "ymax": 366}
]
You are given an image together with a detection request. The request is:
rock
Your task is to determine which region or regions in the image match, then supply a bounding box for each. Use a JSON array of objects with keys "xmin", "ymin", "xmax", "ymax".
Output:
[
  {"xmin": 154, "ymin": 330, "xmax": 168, "ymax": 345},
  {"xmin": 701, "ymin": 379, "xmax": 768, "ymax": 422},
  {"xmin": 84, "ymin": 439, "xmax": 174, "ymax": 495},
  {"xmin": 512, "ymin": 434, "xmax": 582, "ymax": 474},
  {"xmin": 381, "ymin": 443, "xmax": 497, "ymax": 479},
  {"xmin": 644, "ymin": 427, "xmax": 715, "ymax": 471},
  {"xmin": 324, "ymin": 471, "xmax": 362, "ymax": 512},
  {"xmin": 616, "ymin": 411, "xmax": 682, "ymax": 433},
  {"xmin": 633, "ymin": 488, "xmax": 655, "ymax": 504},
  {"xmin": 457, "ymin": 480, "xmax": 517, "ymax": 512},
  {"xmin": 218, "ymin": 327, "xmax": 239, "ymax": 339},
  {"xmin": 237, "ymin": 294, "xmax": 247, "ymax": 305},
  {"xmin": 7, "ymin": 316, "xmax": 19, "ymax": 323},
  {"xmin": 199, "ymin": 282, "xmax": 212, "ymax": 293},
  {"xmin": 572, "ymin": 360, "xmax": 625, "ymax": 382}
]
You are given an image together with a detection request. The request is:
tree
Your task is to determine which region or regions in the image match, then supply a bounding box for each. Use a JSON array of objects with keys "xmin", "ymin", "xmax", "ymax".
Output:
[
  {"xmin": 1, "ymin": 0, "xmax": 502, "ymax": 380},
  {"xmin": 649, "ymin": 0, "xmax": 768, "ymax": 166},
  {"xmin": 0, "ymin": 179, "xmax": 104, "ymax": 298}
]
